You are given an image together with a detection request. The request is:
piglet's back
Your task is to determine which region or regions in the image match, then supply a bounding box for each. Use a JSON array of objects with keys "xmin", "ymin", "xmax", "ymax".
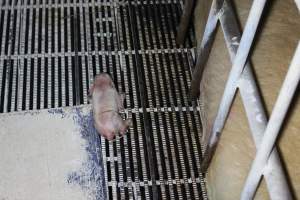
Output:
[{"xmin": 93, "ymin": 88, "xmax": 119, "ymax": 113}]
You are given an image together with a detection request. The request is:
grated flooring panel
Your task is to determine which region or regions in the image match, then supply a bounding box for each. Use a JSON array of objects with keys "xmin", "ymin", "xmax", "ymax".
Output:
[{"xmin": 0, "ymin": 0, "xmax": 207, "ymax": 199}]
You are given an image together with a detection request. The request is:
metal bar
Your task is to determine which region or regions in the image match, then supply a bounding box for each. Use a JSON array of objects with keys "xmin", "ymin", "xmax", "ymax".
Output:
[
  {"xmin": 100, "ymin": 5, "xmax": 106, "ymax": 73},
  {"xmin": 73, "ymin": 11, "xmax": 80, "ymax": 105},
  {"xmin": 103, "ymin": 3, "xmax": 112, "ymax": 54},
  {"xmin": 149, "ymin": 1, "xmax": 207, "ymax": 197},
  {"xmin": 136, "ymin": 2, "xmax": 168, "ymax": 198},
  {"xmin": 90, "ymin": 0, "xmax": 100, "ymax": 76},
  {"xmin": 158, "ymin": 1, "xmax": 174, "ymax": 49},
  {"xmin": 0, "ymin": 48, "xmax": 192, "ymax": 60},
  {"xmin": 115, "ymin": 43, "xmax": 136, "ymax": 200},
  {"xmin": 0, "ymin": 59, "xmax": 3, "ymax": 110},
  {"xmin": 3, "ymin": 0, "xmax": 16, "ymax": 112},
  {"xmin": 108, "ymin": 134, "xmax": 117, "ymax": 200},
  {"xmin": 110, "ymin": 3, "xmax": 128, "ymax": 199},
  {"xmin": 40, "ymin": 0, "xmax": 46, "ymax": 109},
  {"xmin": 140, "ymin": 1, "xmax": 176, "ymax": 197},
  {"xmin": 204, "ymin": 0, "xmax": 268, "ymax": 167},
  {"xmin": 26, "ymin": 0, "xmax": 34, "ymax": 110},
  {"xmin": 147, "ymin": 15, "xmax": 183, "ymax": 197},
  {"xmin": 148, "ymin": 50, "xmax": 182, "ymax": 198},
  {"xmin": 176, "ymin": 52, "xmax": 205, "ymax": 198},
  {"xmin": 119, "ymin": 34, "xmax": 142, "ymax": 200},
  {"xmin": 165, "ymin": 3, "xmax": 190, "ymax": 103},
  {"xmin": 160, "ymin": 52, "xmax": 192, "ymax": 198},
  {"xmin": 47, "ymin": 3, "xmax": 52, "ymax": 108},
  {"xmin": 54, "ymin": 0, "xmax": 59, "ymax": 108},
  {"xmin": 135, "ymin": 112, "xmax": 151, "ymax": 199},
  {"xmin": 96, "ymin": 3, "xmax": 108, "ymax": 187},
  {"xmin": 205, "ymin": 1, "xmax": 292, "ymax": 198},
  {"xmin": 241, "ymin": 42, "xmax": 300, "ymax": 199},
  {"xmin": 206, "ymin": 0, "xmax": 292, "ymax": 198},
  {"xmin": 176, "ymin": 0, "xmax": 195, "ymax": 45},
  {"xmin": 11, "ymin": 0, "xmax": 22, "ymax": 112},
  {"xmin": 0, "ymin": 1, "xmax": 9, "ymax": 112},
  {"xmin": 60, "ymin": 2, "xmax": 66, "ymax": 107},
  {"xmin": 0, "ymin": 1, "xmax": 9, "ymax": 56},
  {"xmin": 99, "ymin": 4, "xmax": 116, "ymax": 198},
  {"xmin": 0, "ymin": 1, "xmax": 4, "ymax": 109},
  {"xmin": 66, "ymin": 0, "xmax": 73, "ymax": 106},
  {"xmin": 33, "ymin": 0, "xmax": 40, "ymax": 110},
  {"xmin": 120, "ymin": 4, "xmax": 151, "ymax": 197},
  {"xmin": 190, "ymin": 0, "xmax": 221, "ymax": 97},
  {"xmin": 82, "ymin": 0, "xmax": 94, "ymax": 92},
  {"xmin": 0, "ymin": 1, "xmax": 180, "ymax": 11},
  {"xmin": 152, "ymin": 5, "xmax": 189, "ymax": 191},
  {"xmin": 295, "ymin": 0, "xmax": 300, "ymax": 10},
  {"xmin": 115, "ymin": 4, "xmax": 142, "ymax": 197},
  {"xmin": 142, "ymin": 55, "xmax": 168, "ymax": 199},
  {"xmin": 78, "ymin": 1, "xmax": 88, "ymax": 104},
  {"xmin": 128, "ymin": 1, "xmax": 158, "ymax": 199},
  {"xmin": 107, "ymin": 177, "xmax": 203, "ymax": 186},
  {"xmin": 164, "ymin": 9, "xmax": 195, "ymax": 192}
]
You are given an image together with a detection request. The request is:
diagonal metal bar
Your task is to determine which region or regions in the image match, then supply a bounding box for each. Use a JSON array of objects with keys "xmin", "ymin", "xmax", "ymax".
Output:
[
  {"xmin": 190, "ymin": 0, "xmax": 224, "ymax": 97},
  {"xmin": 241, "ymin": 42, "xmax": 300, "ymax": 199},
  {"xmin": 203, "ymin": 0, "xmax": 268, "ymax": 167},
  {"xmin": 295, "ymin": 0, "xmax": 300, "ymax": 10},
  {"xmin": 208, "ymin": 1, "xmax": 292, "ymax": 199}
]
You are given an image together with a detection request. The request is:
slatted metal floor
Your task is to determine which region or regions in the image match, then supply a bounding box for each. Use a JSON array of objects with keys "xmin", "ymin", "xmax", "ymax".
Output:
[{"xmin": 0, "ymin": 0, "xmax": 207, "ymax": 199}]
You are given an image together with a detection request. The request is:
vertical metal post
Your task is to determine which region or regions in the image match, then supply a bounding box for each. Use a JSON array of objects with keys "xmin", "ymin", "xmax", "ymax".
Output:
[{"xmin": 241, "ymin": 43, "xmax": 300, "ymax": 199}]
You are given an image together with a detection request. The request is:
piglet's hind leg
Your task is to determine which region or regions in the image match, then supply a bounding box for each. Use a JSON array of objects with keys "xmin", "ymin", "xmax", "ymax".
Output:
[{"xmin": 119, "ymin": 118, "xmax": 132, "ymax": 135}]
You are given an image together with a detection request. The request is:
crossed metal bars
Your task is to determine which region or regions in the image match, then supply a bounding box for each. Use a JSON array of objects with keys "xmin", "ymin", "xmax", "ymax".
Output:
[{"xmin": 177, "ymin": 0, "xmax": 300, "ymax": 199}]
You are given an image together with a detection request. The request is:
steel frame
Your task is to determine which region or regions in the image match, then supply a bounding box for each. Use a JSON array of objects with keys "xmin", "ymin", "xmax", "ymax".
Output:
[{"xmin": 177, "ymin": 0, "xmax": 300, "ymax": 199}]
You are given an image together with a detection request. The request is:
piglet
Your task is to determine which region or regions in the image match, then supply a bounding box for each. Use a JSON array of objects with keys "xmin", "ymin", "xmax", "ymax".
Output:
[{"xmin": 89, "ymin": 73, "xmax": 132, "ymax": 140}]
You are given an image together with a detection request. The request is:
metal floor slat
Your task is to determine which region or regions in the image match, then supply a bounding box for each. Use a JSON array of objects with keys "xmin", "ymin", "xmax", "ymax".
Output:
[{"xmin": 0, "ymin": 0, "xmax": 207, "ymax": 199}]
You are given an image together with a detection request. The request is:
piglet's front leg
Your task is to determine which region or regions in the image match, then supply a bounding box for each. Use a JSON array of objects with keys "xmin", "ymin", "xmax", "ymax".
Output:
[{"xmin": 116, "ymin": 93, "xmax": 132, "ymax": 135}]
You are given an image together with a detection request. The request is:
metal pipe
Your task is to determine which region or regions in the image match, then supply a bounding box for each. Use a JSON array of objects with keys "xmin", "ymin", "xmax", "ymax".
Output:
[
  {"xmin": 204, "ymin": 0, "xmax": 268, "ymax": 162},
  {"xmin": 239, "ymin": 70, "xmax": 292, "ymax": 200},
  {"xmin": 295, "ymin": 0, "xmax": 300, "ymax": 11},
  {"xmin": 218, "ymin": 1, "xmax": 292, "ymax": 199},
  {"xmin": 190, "ymin": 0, "xmax": 222, "ymax": 97},
  {"xmin": 73, "ymin": 13, "xmax": 81, "ymax": 106},
  {"xmin": 241, "ymin": 42, "xmax": 300, "ymax": 199}
]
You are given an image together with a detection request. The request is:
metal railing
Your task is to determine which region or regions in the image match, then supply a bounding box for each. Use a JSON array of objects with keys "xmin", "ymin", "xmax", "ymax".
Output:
[{"xmin": 177, "ymin": 0, "xmax": 300, "ymax": 199}]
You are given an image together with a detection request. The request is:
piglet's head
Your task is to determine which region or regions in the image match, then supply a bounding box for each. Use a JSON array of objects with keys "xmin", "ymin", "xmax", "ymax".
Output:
[{"xmin": 93, "ymin": 73, "xmax": 115, "ymax": 89}]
